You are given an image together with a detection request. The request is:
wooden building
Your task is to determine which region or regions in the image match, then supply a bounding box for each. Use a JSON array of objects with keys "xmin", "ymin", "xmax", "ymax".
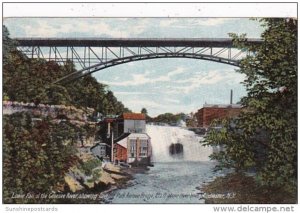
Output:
[
  {"xmin": 114, "ymin": 143, "xmax": 127, "ymax": 163},
  {"xmin": 114, "ymin": 113, "xmax": 146, "ymax": 138},
  {"xmin": 90, "ymin": 142, "xmax": 111, "ymax": 160},
  {"xmin": 114, "ymin": 133, "xmax": 151, "ymax": 165}
]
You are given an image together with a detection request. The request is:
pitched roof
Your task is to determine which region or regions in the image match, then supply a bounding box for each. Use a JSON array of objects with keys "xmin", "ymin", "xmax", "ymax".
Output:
[
  {"xmin": 128, "ymin": 133, "xmax": 151, "ymax": 139},
  {"xmin": 120, "ymin": 113, "xmax": 146, "ymax": 120},
  {"xmin": 114, "ymin": 133, "xmax": 131, "ymax": 143},
  {"xmin": 116, "ymin": 137, "xmax": 128, "ymax": 148},
  {"xmin": 116, "ymin": 133, "xmax": 151, "ymax": 149},
  {"xmin": 91, "ymin": 142, "xmax": 111, "ymax": 150}
]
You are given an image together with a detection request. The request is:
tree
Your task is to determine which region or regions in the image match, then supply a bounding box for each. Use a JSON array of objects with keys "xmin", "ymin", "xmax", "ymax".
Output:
[
  {"xmin": 2, "ymin": 25, "xmax": 17, "ymax": 62},
  {"xmin": 3, "ymin": 25, "xmax": 130, "ymax": 115},
  {"xmin": 141, "ymin": 108, "xmax": 148, "ymax": 115},
  {"xmin": 151, "ymin": 112, "xmax": 185, "ymax": 124},
  {"xmin": 203, "ymin": 19, "xmax": 297, "ymax": 188},
  {"xmin": 45, "ymin": 84, "xmax": 71, "ymax": 105},
  {"xmin": 3, "ymin": 112, "xmax": 78, "ymax": 203}
]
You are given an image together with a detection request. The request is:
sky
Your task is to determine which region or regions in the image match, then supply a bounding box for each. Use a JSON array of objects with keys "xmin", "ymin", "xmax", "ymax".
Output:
[{"xmin": 4, "ymin": 18, "xmax": 265, "ymax": 116}]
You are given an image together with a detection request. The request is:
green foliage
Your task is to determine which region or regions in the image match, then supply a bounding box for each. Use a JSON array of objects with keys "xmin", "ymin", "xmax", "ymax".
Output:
[
  {"xmin": 203, "ymin": 19, "xmax": 297, "ymax": 188},
  {"xmin": 2, "ymin": 25, "xmax": 17, "ymax": 62},
  {"xmin": 2, "ymin": 25, "xmax": 129, "ymax": 204},
  {"xmin": 150, "ymin": 112, "xmax": 186, "ymax": 124},
  {"xmin": 45, "ymin": 84, "xmax": 71, "ymax": 105},
  {"xmin": 141, "ymin": 108, "xmax": 153, "ymax": 122},
  {"xmin": 87, "ymin": 169, "xmax": 102, "ymax": 183},
  {"xmin": 82, "ymin": 123, "xmax": 97, "ymax": 138},
  {"xmin": 203, "ymin": 119, "xmax": 256, "ymax": 172},
  {"xmin": 141, "ymin": 108, "xmax": 148, "ymax": 114},
  {"xmin": 78, "ymin": 158, "xmax": 102, "ymax": 176},
  {"xmin": 3, "ymin": 112, "xmax": 79, "ymax": 203},
  {"xmin": 2, "ymin": 25, "xmax": 130, "ymax": 115},
  {"xmin": 203, "ymin": 172, "xmax": 297, "ymax": 204}
]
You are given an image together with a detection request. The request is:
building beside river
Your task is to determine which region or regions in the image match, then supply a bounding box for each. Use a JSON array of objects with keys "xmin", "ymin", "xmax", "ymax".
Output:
[
  {"xmin": 113, "ymin": 113, "xmax": 152, "ymax": 166},
  {"xmin": 196, "ymin": 104, "xmax": 243, "ymax": 128},
  {"xmin": 114, "ymin": 113, "xmax": 146, "ymax": 137},
  {"xmin": 90, "ymin": 142, "xmax": 111, "ymax": 160}
]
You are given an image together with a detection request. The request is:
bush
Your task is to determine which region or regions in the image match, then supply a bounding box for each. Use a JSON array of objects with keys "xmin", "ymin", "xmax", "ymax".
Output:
[
  {"xmin": 3, "ymin": 112, "xmax": 78, "ymax": 203},
  {"xmin": 78, "ymin": 158, "xmax": 102, "ymax": 176}
]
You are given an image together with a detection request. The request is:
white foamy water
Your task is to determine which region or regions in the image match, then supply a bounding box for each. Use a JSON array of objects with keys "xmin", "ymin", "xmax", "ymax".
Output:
[
  {"xmin": 146, "ymin": 125, "xmax": 213, "ymax": 162},
  {"xmin": 105, "ymin": 125, "xmax": 223, "ymax": 204}
]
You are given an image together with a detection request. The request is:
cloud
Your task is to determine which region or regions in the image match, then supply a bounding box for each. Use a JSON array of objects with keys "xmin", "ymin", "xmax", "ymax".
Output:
[
  {"xmin": 127, "ymin": 19, "xmax": 150, "ymax": 36},
  {"xmin": 101, "ymin": 67, "xmax": 244, "ymax": 96},
  {"xmin": 20, "ymin": 20, "xmax": 73, "ymax": 37},
  {"xmin": 159, "ymin": 19, "xmax": 178, "ymax": 27},
  {"xmin": 173, "ymin": 69, "xmax": 245, "ymax": 94},
  {"xmin": 124, "ymin": 99, "xmax": 163, "ymax": 110},
  {"xmin": 187, "ymin": 18, "xmax": 236, "ymax": 26},
  {"xmin": 7, "ymin": 17, "xmax": 238, "ymax": 39},
  {"xmin": 164, "ymin": 98, "xmax": 180, "ymax": 104},
  {"xmin": 159, "ymin": 18, "xmax": 235, "ymax": 28},
  {"xmin": 167, "ymin": 67, "xmax": 186, "ymax": 77},
  {"xmin": 7, "ymin": 18, "xmax": 152, "ymax": 38},
  {"xmin": 100, "ymin": 67, "xmax": 186, "ymax": 86},
  {"xmin": 114, "ymin": 91, "xmax": 154, "ymax": 95},
  {"xmin": 100, "ymin": 73, "xmax": 164, "ymax": 86}
]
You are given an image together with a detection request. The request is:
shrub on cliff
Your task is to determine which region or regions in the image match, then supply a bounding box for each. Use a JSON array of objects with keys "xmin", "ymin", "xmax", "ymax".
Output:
[{"xmin": 3, "ymin": 112, "xmax": 79, "ymax": 203}]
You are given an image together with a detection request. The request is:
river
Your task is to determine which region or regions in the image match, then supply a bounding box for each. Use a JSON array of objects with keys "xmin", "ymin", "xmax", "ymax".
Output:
[
  {"xmin": 106, "ymin": 161, "xmax": 223, "ymax": 203},
  {"xmin": 104, "ymin": 125, "xmax": 225, "ymax": 204}
]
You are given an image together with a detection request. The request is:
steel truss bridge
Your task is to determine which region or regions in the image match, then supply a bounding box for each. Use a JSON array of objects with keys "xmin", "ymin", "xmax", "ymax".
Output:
[{"xmin": 16, "ymin": 38, "xmax": 262, "ymax": 84}]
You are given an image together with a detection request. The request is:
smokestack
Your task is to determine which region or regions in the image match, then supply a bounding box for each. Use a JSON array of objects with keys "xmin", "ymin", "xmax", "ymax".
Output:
[{"xmin": 230, "ymin": 89, "xmax": 233, "ymax": 105}]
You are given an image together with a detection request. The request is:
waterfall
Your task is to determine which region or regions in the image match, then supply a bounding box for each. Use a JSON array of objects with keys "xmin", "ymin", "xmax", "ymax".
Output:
[{"xmin": 146, "ymin": 125, "xmax": 213, "ymax": 162}]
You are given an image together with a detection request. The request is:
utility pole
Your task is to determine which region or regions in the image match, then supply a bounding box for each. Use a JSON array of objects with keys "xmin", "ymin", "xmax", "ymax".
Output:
[
  {"xmin": 230, "ymin": 89, "xmax": 233, "ymax": 105},
  {"xmin": 107, "ymin": 122, "xmax": 114, "ymax": 163},
  {"xmin": 111, "ymin": 129, "xmax": 114, "ymax": 163}
]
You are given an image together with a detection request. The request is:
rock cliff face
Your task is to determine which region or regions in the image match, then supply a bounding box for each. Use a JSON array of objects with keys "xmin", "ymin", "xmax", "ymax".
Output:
[{"xmin": 64, "ymin": 154, "xmax": 131, "ymax": 193}]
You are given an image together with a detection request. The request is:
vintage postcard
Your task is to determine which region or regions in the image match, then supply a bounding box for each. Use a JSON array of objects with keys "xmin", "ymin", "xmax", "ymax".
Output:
[{"xmin": 1, "ymin": 2, "xmax": 298, "ymax": 211}]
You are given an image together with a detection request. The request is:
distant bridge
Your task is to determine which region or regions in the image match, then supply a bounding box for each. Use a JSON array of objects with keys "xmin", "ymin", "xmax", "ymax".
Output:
[{"xmin": 16, "ymin": 38, "xmax": 262, "ymax": 84}]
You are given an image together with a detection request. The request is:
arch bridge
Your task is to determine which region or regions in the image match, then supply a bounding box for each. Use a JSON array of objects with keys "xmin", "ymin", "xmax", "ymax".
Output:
[{"xmin": 16, "ymin": 38, "xmax": 262, "ymax": 84}]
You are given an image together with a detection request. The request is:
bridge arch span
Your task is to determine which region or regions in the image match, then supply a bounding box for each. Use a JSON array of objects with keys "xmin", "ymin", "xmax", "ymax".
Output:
[
  {"xmin": 54, "ymin": 52, "xmax": 240, "ymax": 84},
  {"xmin": 15, "ymin": 38, "xmax": 262, "ymax": 84}
]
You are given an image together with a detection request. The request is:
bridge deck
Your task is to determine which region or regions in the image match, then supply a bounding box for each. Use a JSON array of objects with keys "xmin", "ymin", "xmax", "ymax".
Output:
[{"xmin": 15, "ymin": 37, "xmax": 262, "ymax": 47}]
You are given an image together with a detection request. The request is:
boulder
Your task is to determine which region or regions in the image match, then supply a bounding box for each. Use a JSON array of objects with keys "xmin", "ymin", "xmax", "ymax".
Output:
[{"xmin": 64, "ymin": 175, "xmax": 84, "ymax": 192}]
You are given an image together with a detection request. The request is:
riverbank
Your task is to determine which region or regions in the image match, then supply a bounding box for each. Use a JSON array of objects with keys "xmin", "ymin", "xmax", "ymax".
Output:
[
  {"xmin": 61, "ymin": 161, "xmax": 150, "ymax": 204},
  {"xmin": 201, "ymin": 173, "xmax": 297, "ymax": 204},
  {"xmin": 106, "ymin": 162, "xmax": 218, "ymax": 204}
]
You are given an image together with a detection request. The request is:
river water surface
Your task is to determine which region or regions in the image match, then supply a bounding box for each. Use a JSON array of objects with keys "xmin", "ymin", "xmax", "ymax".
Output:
[
  {"xmin": 103, "ymin": 125, "xmax": 226, "ymax": 204},
  {"xmin": 107, "ymin": 161, "xmax": 222, "ymax": 203}
]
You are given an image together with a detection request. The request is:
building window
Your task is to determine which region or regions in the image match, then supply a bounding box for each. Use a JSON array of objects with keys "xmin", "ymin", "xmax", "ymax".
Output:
[
  {"xmin": 129, "ymin": 139, "xmax": 136, "ymax": 157},
  {"xmin": 139, "ymin": 153, "xmax": 147, "ymax": 157},
  {"xmin": 133, "ymin": 120, "xmax": 145, "ymax": 133},
  {"xmin": 140, "ymin": 140, "xmax": 148, "ymax": 148},
  {"xmin": 128, "ymin": 128, "xmax": 135, "ymax": 133},
  {"xmin": 139, "ymin": 140, "xmax": 148, "ymax": 157}
]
